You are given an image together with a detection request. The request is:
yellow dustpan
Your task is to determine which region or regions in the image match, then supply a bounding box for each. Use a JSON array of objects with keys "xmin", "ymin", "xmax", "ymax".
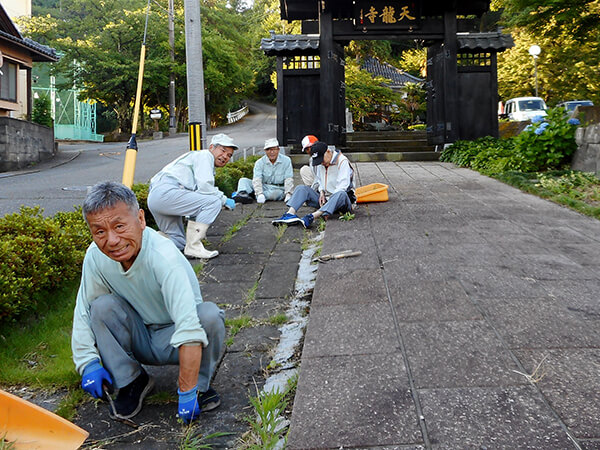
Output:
[{"xmin": 0, "ymin": 389, "xmax": 89, "ymax": 449}]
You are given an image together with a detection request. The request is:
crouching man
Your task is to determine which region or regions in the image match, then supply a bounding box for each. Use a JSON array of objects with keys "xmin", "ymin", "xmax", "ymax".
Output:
[{"xmin": 72, "ymin": 181, "xmax": 225, "ymax": 423}]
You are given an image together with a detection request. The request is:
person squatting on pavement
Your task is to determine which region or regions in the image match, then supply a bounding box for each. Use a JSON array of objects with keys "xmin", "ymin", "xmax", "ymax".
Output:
[
  {"xmin": 147, "ymin": 133, "xmax": 238, "ymax": 259},
  {"xmin": 299, "ymin": 134, "xmax": 318, "ymax": 186},
  {"xmin": 231, "ymin": 138, "xmax": 294, "ymax": 204},
  {"xmin": 272, "ymin": 141, "xmax": 355, "ymax": 228},
  {"xmin": 72, "ymin": 181, "xmax": 225, "ymax": 423}
]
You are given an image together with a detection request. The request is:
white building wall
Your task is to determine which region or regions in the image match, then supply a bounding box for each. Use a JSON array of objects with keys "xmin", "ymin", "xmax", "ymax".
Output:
[{"xmin": 0, "ymin": 0, "xmax": 31, "ymax": 19}]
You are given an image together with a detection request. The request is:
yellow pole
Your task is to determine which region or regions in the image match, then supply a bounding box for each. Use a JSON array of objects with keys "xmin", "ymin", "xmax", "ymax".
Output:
[{"xmin": 122, "ymin": 0, "xmax": 151, "ymax": 188}]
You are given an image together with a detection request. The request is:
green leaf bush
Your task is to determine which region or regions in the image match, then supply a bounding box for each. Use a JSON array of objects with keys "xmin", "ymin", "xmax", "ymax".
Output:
[
  {"xmin": 440, "ymin": 108, "xmax": 579, "ymax": 174},
  {"xmin": 0, "ymin": 207, "xmax": 91, "ymax": 322},
  {"xmin": 214, "ymin": 156, "xmax": 259, "ymax": 197}
]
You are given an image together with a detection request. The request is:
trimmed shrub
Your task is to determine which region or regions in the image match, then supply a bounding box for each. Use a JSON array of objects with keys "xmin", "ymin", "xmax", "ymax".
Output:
[
  {"xmin": 0, "ymin": 207, "xmax": 91, "ymax": 322},
  {"xmin": 215, "ymin": 156, "xmax": 259, "ymax": 197}
]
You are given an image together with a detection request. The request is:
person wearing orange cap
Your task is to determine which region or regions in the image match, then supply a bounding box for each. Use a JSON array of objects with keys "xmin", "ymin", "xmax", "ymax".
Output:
[{"xmin": 299, "ymin": 135, "xmax": 318, "ymax": 186}]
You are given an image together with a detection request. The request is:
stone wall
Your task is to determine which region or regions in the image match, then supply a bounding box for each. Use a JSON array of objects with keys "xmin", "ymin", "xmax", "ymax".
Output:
[
  {"xmin": 572, "ymin": 106, "xmax": 600, "ymax": 175},
  {"xmin": 0, "ymin": 117, "xmax": 55, "ymax": 172},
  {"xmin": 573, "ymin": 124, "xmax": 600, "ymax": 175}
]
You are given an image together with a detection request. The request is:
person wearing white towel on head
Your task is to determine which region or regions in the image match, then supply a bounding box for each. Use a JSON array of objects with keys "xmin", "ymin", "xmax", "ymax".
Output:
[{"xmin": 232, "ymin": 138, "xmax": 294, "ymax": 205}]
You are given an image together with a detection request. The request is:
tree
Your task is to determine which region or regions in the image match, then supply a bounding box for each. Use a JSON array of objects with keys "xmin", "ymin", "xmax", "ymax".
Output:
[
  {"xmin": 32, "ymin": 95, "xmax": 53, "ymax": 128},
  {"xmin": 22, "ymin": 0, "xmax": 256, "ymax": 132}
]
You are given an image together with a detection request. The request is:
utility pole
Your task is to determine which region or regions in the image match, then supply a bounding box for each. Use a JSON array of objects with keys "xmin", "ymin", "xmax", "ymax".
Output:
[
  {"xmin": 168, "ymin": 0, "xmax": 176, "ymax": 135},
  {"xmin": 183, "ymin": 0, "xmax": 207, "ymax": 150}
]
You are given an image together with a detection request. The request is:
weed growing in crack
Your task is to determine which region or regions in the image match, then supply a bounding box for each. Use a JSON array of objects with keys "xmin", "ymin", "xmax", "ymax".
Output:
[
  {"xmin": 179, "ymin": 426, "xmax": 232, "ymax": 449},
  {"xmin": 54, "ymin": 388, "xmax": 86, "ymax": 421},
  {"xmin": 266, "ymin": 314, "xmax": 288, "ymax": 326},
  {"xmin": 274, "ymin": 224, "xmax": 287, "ymax": 242},
  {"xmin": 225, "ymin": 316, "xmax": 254, "ymax": 338},
  {"xmin": 221, "ymin": 215, "xmax": 252, "ymax": 244},
  {"xmin": 239, "ymin": 377, "xmax": 297, "ymax": 449},
  {"xmin": 245, "ymin": 280, "xmax": 259, "ymax": 305}
]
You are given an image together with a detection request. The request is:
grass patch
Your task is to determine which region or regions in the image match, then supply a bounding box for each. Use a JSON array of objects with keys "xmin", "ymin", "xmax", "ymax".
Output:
[
  {"xmin": 1, "ymin": 435, "xmax": 16, "ymax": 450},
  {"xmin": 54, "ymin": 388, "xmax": 86, "ymax": 420},
  {"xmin": 0, "ymin": 280, "xmax": 80, "ymax": 388},
  {"xmin": 316, "ymin": 218, "xmax": 326, "ymax": 232},
  {"xmin": 266, "ymin": 314, "xmax": 287, "ymax": 327},
  {"xmin": 192, "ymin": 261, "xmax": 205, "ymax": 276},
  {"xmin": 338, "ymin": 212, "xmax": 355, "ymax": 221},
  {"xmin": 495, "ymin": 170, "xmax": 600, "ymax": 220},
  {"xmin": 147, "ymin": 390, "xmax": 177, "ymax": 405},
  {"xmin": 225, "ymin": 315, "xmax": 254, "ymax": 337}
]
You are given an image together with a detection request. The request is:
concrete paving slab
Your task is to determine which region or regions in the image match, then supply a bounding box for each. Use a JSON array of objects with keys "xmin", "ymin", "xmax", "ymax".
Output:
[
  {"xmin": 400, "ymin": 320, "xmax": 524, "ymax": 388},
  {"xmin": 255, "ymin": 254, "xmax": 299, "ymax": 299},
  {"xmin": 511, "ymin": 252, "xmax": 595, "ymax": 280},
  {"xmin": 477, "ymin": 296, "xmax": 600, "ymax": 349},
  {"xmin": 287, "ymin": 353, "xmax": 422, "ymax": 449},
  {"xmin": 302, "ymin": 302, "xmax": 399, "ymax": 358},
  {"xmin": 199, "ymin": 263, "xmax": 262, "ymax": 283},
  {"xmin": 452, "ymin": 265, "xmax": 546, "ymax": 299},
  {"xmin": 227, "ymin": 324, "xmax": 280, "ymax": 353},
  {"xmin": 419, "ymin": 385, "xmax": 576, "ymax": 448},
  {"xmin": 514, "ymin": 348, "xmax": 600, "ymax": 439},
  {"xmin": 312, "ymin": 267, "xmax": 388, "ymax": 306},
  {"xmin": 199, "ymin": 280, "xmax": 255, "ymax": 306},
  {"xmin": 390, "ymin": 279, "xmax": 482, "ymax": 322}
]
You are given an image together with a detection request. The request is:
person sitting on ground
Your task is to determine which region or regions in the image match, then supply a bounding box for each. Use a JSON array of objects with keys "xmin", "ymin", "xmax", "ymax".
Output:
[
  {"xmin": 147, "ymin": 133, "xmax": 238, "ymax": 259},
  {"xmin": 272, "ymin": 142, "xmax": 354, "ymax": 228},
  {"xmin": 232, "ymin": 138, "xmax": 294, "ymax": 204},
  {"xmin": 72, "ymin": 181, "xmax": 225, "ymax": 424},
  {"xmin": 299, "ymin": 134, "xmax": 318, "ymax": 186}
]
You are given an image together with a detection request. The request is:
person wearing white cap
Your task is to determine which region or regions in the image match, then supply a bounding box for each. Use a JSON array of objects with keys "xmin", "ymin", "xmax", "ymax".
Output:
[
  {"xmin": 231, "ymin": 138, "xmax": 294, "ymax": 204},
  {"xmin": 147, "ymin": 133, "xmax": 238, "ymax": 259},
  {"xmin": 299, "ymin": 134, "xmax": 318, "ymax": 186}
]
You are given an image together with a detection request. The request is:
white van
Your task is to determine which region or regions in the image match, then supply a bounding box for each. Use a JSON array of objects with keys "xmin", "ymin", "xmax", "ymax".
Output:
[{"xmin": 504, "ymin": 97, "xmax": 547, "ymax": 122}]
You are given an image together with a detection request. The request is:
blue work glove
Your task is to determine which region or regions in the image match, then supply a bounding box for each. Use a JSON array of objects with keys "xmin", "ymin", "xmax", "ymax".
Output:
[
  {"xmin": 178, "ymin": 384, "xmax": 201, "ymax": 423},
  {"xmin": 224, "ymin": 198, "xmax": 236, "ymax": 210},
  {"xmin": 81, "ymin": 359, "xmax": 113, "ymax": 399}
]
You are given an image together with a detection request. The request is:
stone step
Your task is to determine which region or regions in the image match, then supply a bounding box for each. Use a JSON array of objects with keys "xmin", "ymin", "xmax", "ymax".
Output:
[
  {"xmin": 346, "ymin": 131, "xmax": 427, "ymax": 141},
  {"xmin": 344, "ymin": 141, "xmax": 434, "ymax": 152},
  {"xmin": 290, "ymin": 151, "xmax": 440, "ymax": 167}
]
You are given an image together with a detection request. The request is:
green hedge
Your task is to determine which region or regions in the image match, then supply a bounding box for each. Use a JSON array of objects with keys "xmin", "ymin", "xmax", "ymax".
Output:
[
  {"xmin": 215, "ymin": 156, "xmax": 259, "ymax": 197},
  {"xmin": 0, "ymin": 207, "xmax": 91, "ymax": 322}
]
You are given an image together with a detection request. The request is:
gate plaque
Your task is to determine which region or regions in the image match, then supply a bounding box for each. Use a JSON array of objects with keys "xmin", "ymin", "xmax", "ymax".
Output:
[{"xmin": 354, "ymin": 1, "xmax": 421, "ymax": 30}]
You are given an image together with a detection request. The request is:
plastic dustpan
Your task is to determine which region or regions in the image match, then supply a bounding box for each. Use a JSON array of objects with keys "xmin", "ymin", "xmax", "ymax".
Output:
[
  {"xmin": 0, "ymin": 389, "xmax": 89, "ymax": 449},
  {"xmin": 355, "ymin": 183, "xmax": 389, "ymax": 203}
]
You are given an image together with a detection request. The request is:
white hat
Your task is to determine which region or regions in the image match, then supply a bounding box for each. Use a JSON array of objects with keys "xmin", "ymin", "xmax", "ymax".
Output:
[
  {"xmin": 210, "ymin": 133, "xmax": 238, "ymax": 150},
  {"xmin": 264, "ymin": 138, "xmax": 279, "ymax": 149}
]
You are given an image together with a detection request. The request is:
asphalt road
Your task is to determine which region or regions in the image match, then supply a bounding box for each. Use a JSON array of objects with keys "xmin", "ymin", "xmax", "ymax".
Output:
[{"xmin": 0, "ymin": 101, "xmax": 275, "ymax": 217}]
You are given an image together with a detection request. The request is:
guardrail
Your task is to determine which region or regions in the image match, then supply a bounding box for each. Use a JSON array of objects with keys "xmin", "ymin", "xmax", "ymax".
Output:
[{"xmin": 227, "ymin": 105, "xmax": 249, "ymax": 124}]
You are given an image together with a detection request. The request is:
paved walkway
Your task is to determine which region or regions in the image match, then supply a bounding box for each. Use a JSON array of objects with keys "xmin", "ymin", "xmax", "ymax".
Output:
[{"xmin": 287, "ymin": 161, "xmax": 600, "ymax": 449}]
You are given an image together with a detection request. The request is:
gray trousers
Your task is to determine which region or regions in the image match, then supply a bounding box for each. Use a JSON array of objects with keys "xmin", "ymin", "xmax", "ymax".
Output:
[
  {"xmin": 287, "ymin": 185, "xmax": 351, "ymax": 216},
  {"xmin": 89, "ymin": 294, "xmax": 225, "ymax": 391},
  {"xmin": 147, "ymin": 178, "xmax": 223, "ymax": 250}
]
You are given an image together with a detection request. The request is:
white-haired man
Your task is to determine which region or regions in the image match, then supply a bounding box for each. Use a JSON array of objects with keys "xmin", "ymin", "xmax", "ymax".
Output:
[
  {"xmin": 232, "ymin": 138, "xmax": 294, "ymax": 204},
  {"xmin": 147, "ymin": 133, "xmax": 238, "ymax": 259}
]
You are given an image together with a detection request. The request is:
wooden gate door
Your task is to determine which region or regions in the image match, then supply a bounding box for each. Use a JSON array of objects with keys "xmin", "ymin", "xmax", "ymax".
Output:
[{"xmin": 283, "ymin": 72, "xmax": 321, "ymax": 146}]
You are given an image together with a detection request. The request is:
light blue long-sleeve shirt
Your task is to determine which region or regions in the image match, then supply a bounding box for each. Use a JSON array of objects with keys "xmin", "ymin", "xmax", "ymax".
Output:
[
  {"xmin": 71, "ymin": 228, "xmax": 207, "ymax": 374},
  {"xmin": 252, "ymin": 153, "xmax": 294, "ymax": 195},
  {"xmin": 150, "ymin": 150, "xmax": 227, "ymax": 205}
]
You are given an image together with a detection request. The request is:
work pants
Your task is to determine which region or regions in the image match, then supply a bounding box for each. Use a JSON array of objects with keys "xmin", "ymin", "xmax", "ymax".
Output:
[
  {"xmin": 89, "ymin": 294, "xmax": 225, "ymax": 392},
  {"xmin": 147, "ymin": 178, "xmax": 222, "ymax": 250},
  {"xmin": 287, "ymin": 185, "xmax": 351, "ymax": 216}
]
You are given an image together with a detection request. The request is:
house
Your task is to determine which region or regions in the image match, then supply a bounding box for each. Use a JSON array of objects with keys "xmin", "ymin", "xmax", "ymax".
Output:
[{"xmin": 0, "ymin": 2, "xmax": 59, "ymax": 172}]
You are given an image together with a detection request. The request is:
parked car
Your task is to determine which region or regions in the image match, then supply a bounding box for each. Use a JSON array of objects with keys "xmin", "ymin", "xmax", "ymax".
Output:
[
  {"xmin": 556, "ymin": 100, "xmax": 594, "ymax": 116},
  {"xmin": 504, "ymin": 97, "xmax": 548, "ymax": 122}
]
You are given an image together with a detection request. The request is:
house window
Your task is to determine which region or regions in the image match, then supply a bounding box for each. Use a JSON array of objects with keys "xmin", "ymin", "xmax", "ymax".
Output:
[{"xmin": 0, "ymin": 61, "xmax": 17, "ymax": 102}]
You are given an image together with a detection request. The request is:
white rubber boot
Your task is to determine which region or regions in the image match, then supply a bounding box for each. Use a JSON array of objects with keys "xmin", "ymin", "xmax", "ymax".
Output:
[{"xmin": 184, "ymin": 221, "xmax": 219, "ymax": 259}]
